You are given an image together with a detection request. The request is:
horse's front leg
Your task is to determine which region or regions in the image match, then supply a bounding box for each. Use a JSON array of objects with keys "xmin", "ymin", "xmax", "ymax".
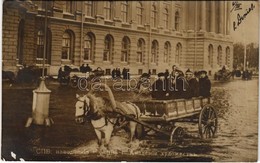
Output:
[
  {"xmin": 129, "ymin": 121, "xmax": 137, "ymax": 142},
  {"xmin": 104, "ymin": 123, "xmax": 114, "ymax": 149},
  {"xmin": 94, "ymin": 129, "xmax": 102, "ymax": 146}
]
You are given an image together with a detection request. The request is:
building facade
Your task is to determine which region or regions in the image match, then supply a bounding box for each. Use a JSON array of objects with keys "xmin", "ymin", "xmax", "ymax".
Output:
[{"xmin": 3, "ymin": 1, "xmax": 233, "ymax": 76}]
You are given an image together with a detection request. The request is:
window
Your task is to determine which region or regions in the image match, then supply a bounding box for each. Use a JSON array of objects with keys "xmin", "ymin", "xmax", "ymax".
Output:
[
  {"xmin": 163, "ymin": 8, "xmax": 169, "ymax": 29},
  {"xmin": 121, "ymin": 1, "xmax": 128, "ymax": 22},
  {"xmin": 151, "ymin": 4, "xmax": 157, "ymax": 28},
  {"xmin": 17, "ymin": 20, "xmax": 24, "ymax": 65},
  {"xmin": 217, "ymin": 46, "xmax": 222, "ymax": 66},
  {"xmin": 84, "ymin": 33, "xmax": 95, "ymax": 61},
  {"xmin": 137, "ymin": 39, "xmax": 145, "ymax": 63},
  {"xmin": 175, "ymin": 11, "xmax": 180, "ymax": 31},
  {"xmin": 64, "ymin": 1, "xmax": 73, "ymax": 13},
  {"xmin": 138, "ymin": 69, "xmax": 143, "ymax": 75},
  {"xmin": 37, "ymin": 30, "xmax": 44, "ymax": 60},
  {"xmin": 164, "ymin": 42, "xmax": 170, "ymax": 63},
  {"xmin": 104, "ymin": 1, "xmax": 112, "ymax": 20},
  {"xmin": 176, "ymin": 43, "xmax": 182, "ymax": 64},
  {"xmin": 208, "ymin": 44, "xmax": 213, "ymax": 67},
  {"xmin": 62, "ymin": 31, "xmax": 74, "ymax": 60},
  {"xmin": 103, "ymin": 35, "xmax": 114, "ymax": 61},
  {"xmin": 226, "ymin": 47, "xmax": 230, "ymax": 65},
  {"xmin": 137, "ymin": 2, "xmax": 143, "ymax": 25},
  {"xmin": 84, "ymin": 1, "xmax": 93, "ymax": 17},
  {"xmin": 121, "ymin": 37, "xmax": 130, "ymax": 62},
  {"xmin": 151, "ymin": 40, "xmax": 158, "ymax": 63}
]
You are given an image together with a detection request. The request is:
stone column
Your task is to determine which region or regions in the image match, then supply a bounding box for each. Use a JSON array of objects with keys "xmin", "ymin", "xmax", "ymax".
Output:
[
  {"xmin": 201, "ymin": 1, "xmax": 206, "ymax": 31},
  {"xmin": 226, "ymin": 1, "xmax": 230, "ymax": 35},
  {"xmin": 219, "ymin": 1, "xmax": 224, "ymax": 34},
  {"xmin": 210, "ymin": 1, "xmax": 215, "ymax": 33}
]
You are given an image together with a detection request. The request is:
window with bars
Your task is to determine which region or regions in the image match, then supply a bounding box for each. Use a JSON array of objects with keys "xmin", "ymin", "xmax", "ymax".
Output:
[
  {"xmin": 136, "ymin": 2, "xmax": 143, "ymax": 25},
  {"xmin": 84, "ymin": 34, "xmax": 94, "ymax": 61},
  {"xmin": 176, "ymin": 43, "xmax": 182, "ymax": 64},
  {"xmin": 61, "ymin": 32, "xmax": 71, "ymax": 60},
  {"xmin": 103, "ymin": 35, "xmax": 113, "ymax": 61},
  {"xmin": 217, "ymin": 46, "xmax": 222, "ymax": 66},
  {"xmin": 84, "ymin": 1, "xmax": 93, "ymax": 17},
  {"xmin": 164, "ymin": 42, "xmax": 170, "ymax": 63},
  {"xmin": 104, "ymin": 1, "xmax": 112, "ymax": 20},
  {"xmin": 137, "ymin": 39, "xmax": 144, "ymax": 63},
  {"xmin": 37, "ymin": 30, "xmax": 44, "ymax": 59},
  {"xmin": 121, "ymin": 1, "xmax": 128, "ymax": 22},
  {"xmin": 208, "ymin": 44, "xmax": 213, "ymax": 67},
  {"xmin": 163, "ymin": 8, "xmax": 169, "ymax": 29},
  {"xmin": 151, "ymin": 4, "xmax": 157, "ymax": 28},
  {"xmin": 175, "ymin": 11, "xmax": 180, "ymax": 31},
  {"xmin": 226, "ymin": 47, "xmax": 230, "ymax": 65},
  {"xmin": 151, "ymin": 40, "xmax": 158, "ymax": 63},
  {"xmin": 121, "ymin": 37, "xmax": 130, "ymax": 62}
]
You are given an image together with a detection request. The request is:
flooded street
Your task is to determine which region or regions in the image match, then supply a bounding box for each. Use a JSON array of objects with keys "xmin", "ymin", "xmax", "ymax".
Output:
[{"xmin": 1, "ymin": 79, "xmax": 258, "ymax": 161}]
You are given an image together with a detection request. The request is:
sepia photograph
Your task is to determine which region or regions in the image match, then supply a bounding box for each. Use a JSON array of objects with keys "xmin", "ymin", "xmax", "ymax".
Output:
[{"xmin": 1, "ymin": 0, "xmax": 259, "ymax": 161}]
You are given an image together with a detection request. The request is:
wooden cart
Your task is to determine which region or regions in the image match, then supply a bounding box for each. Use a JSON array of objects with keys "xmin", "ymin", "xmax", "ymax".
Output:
[{"xmin": 128, "ymin": 97, "xmax": 217, "ymax": 143}]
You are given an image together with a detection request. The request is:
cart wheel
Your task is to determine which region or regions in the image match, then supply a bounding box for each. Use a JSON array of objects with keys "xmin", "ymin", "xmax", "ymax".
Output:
[
  {"xmin": 135, "ymin": 123, "xmax": 145, "ymax": 139},
  {"xmin": 198, "ymin": 104, "xmax": 218, "ymax": 139},
  {"xmin": 170, "ymin": 126, "xmax": 184, "ymax": 143}
]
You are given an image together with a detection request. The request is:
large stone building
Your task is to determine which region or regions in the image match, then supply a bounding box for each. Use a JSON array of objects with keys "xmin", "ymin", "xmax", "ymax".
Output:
[{"xmin": 3, "ymin": 1, "xmax": 233, "ymax": 76}]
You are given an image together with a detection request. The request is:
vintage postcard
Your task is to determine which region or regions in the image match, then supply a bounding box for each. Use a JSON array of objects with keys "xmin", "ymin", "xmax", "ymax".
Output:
[{"xmin": 1, "ymin": 0, "xmax": 259, "ymax": 161}]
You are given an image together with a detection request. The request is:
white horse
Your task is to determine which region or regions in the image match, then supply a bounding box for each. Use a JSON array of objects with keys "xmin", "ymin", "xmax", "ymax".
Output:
[{"xmin": 75, "ymin": 93, "xmax": 140, "ymax": 148}]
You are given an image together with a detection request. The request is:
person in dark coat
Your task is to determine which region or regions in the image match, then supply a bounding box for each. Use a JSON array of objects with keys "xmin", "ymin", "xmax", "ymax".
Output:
[
  {"xmin": 151, "ymin": 72, "xmax": 169, "ymax": 100},
  {"xmin": 171, "ymin": 70, "xmax": 190, "ymax": 99},
  {"xmin": 164, "ymin": 69, "xmax": 169, "ymax": 79},
  {"xmin": 111, "ymin": 68, "xmax": 116, "ymax": 79},
  {"xmin": 199, "ymin": 70, "xmax": 211, "ymax": 97},
  {"xmin": 122, "ymin": 68, "xmax": 127, "ymax": 79},
  {"xmin": 116, "ymin": 68, "xmax": 121, "ymax": 78},
  {"xmin": 185, "ymin": 69, "xmax": 199, "ymax": 98}
]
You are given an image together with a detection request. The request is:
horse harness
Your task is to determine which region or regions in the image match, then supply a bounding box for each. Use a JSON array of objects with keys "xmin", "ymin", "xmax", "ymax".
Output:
[{"xmin": 78, "ymin": 98, "xmax": 117, "ymax": 129}]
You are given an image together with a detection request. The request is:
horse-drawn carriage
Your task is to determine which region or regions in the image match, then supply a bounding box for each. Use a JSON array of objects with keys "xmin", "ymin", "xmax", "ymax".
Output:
[
  {"xmin": 214, "ymin": 68, "xmax": 232, "ymax": 81},
  {"xmin": 75, "ymin": 83, "xmax": 217, "ymax": 145},
  {"xmin": 132, "ymin": 97, "xmax": 217, "ymax": 142},
  {"xmin": 58, "ymin": 66, "xmax": 104, "ymax": 86}
]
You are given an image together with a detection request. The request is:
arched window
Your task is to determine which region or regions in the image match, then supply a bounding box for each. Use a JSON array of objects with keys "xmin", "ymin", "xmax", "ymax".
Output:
[
  {"xmin": 84, "ymin": 33, "xmax": 95, "ymax": 61},
  {"xmin": 84, "ymin": 1, "xmax": 93, "ymax": 17},
  {"xmin": 121, "ymin": 36, "xmax": 130, "ymax": 62},
  {"xmin": 226, "ymin": 47, "xmax": 230, "ymax": 65},
  {"xmin": 137, "ymin": 39, "xmax": 145, "ymax": 63},
  {"xmin": 137, "ymin": 2, "xmax": 143, "ymax": 25},
  {"xmin": 17, "ymin": 19, "xmax": 24, "ymax": 64},
  {"xmin": 176, "ymin": 43, "xmax": 182, "ymax": 64},
  {"xmin": 164, "ymin": 42, "xmax": 170, "ymax": 63},
  {"xmin": 103, "ymin": 35, "xmax": 114, "ymax": 61},
  {"xmin": 151, "ymin": 4, "xmax": 157, "ymax": 28},
  {"xmin": 151, "ymin": 40, "xmax": 158, "ymax": 63},
  {"xmin": 121, "ymin": 1, "xmax": 128, "ymax": 22},
  {"xmin": 163, "ymin": 8, "xmax": 169, "ymax": 29},
  {"xmin": 37, "ymin": 30, "xmax": 44, "ymax": 60},
  {"xmin": 175, "ymin": 11, "xmax": 180, "ymax": 31},
  {"xmin": 208, "ymin": 44, "xmax": 213, "ymax": 67},
  {"xmin": 104, "ymin": 1, "xmax": 112, "ymax": 20},
  {"xmin": 217, "ymin": 46, "xmax": 222, "ymax": 66},
  {"xmin": 62, "ymin": 30, "xmax": 74, "ymax": 60}
]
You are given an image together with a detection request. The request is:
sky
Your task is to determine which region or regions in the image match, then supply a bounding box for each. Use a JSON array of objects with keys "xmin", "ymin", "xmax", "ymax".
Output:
[{"xmin": 229, "ymin": 1, "xmax": 259, "ymax": 44}]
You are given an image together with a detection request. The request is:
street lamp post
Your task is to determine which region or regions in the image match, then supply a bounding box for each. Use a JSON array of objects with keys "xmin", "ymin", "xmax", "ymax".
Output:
[{"xmin": 25, "ymin": 2, "xmax": 53, "ymax": 127}]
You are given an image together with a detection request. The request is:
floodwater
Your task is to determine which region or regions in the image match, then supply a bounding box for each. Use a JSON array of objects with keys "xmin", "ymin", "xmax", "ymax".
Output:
[{"xmin": 1, "ymin": 78, "xmax": 258, "ymax": 161}]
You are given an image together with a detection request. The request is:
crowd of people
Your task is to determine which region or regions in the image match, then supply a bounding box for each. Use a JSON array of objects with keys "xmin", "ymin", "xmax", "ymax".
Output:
[
  {"xmin": 112, "ymin": 67, "xmax": 130, "ymax": 79},
  {"xmin": 151, "ymin": 65, "xmax": 211, "ymax": 100}
]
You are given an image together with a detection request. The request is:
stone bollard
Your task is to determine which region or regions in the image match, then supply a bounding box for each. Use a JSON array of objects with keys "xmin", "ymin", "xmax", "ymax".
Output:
[{"xmin": 25, "ymin": 78, "xmax": 53, "ymax": 127}]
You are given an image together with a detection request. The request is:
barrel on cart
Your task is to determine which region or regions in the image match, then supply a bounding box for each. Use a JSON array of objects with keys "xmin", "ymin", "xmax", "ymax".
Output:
[{"xmin": 131, "ymin": 97, "xmax": 217, "ymax": 143}]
